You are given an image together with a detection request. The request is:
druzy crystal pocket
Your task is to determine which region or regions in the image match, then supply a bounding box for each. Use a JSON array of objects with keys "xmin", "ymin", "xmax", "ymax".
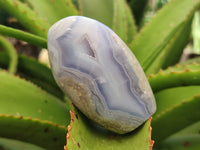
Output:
[{"xmin": 47, "ymin": 16, "xmax": 156, "ymax": 134}]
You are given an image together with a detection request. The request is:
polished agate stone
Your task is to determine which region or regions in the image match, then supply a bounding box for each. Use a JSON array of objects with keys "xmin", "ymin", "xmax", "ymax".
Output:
[{"xmin": 47, "ymin": 16, "xmax": 156, "ymax": 134}]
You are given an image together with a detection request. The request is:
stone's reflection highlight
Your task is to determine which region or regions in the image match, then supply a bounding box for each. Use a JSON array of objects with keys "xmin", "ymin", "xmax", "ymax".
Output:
[{"xmin": 48, "ymin": 16, "xmax": 156, "ymax": 134}]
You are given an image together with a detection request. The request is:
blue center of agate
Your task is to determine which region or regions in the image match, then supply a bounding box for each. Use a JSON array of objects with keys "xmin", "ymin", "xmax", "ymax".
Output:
[{"xmin": 56, "ymin": 17, "xmax": 148, "ymax": 118}]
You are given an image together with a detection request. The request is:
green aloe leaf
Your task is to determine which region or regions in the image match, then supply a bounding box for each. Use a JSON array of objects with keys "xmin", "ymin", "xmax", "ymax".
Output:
[
  {"xmin": 112, "ymin": 0, "xmax": 137, "ymax": 44},
  {"xmin": 145, "ymin": 14, "xmax": 193, "ymax": 75},
  {"xmin": 0, "ymin": 24, "xmax": 47, "ymax": 48},
  {"xmin": 0, "ymin": 114, "xmax": 67, "ymax": 150},
  {"xmin": 157, "ymin": 121, "xmax": 200, "ymax": 150},
  {"xmin": 78, "ymin": 0, "xmax": 114, "ymax": 28},
  {"xmin": 148, "ymin": 63, "xmax": 200, "ymax": 93},
  {"xmin": 78, "ymin": 0, "xmax": 137, "ymax": 44},
  {"xmin": 65, "ymin": 108, "xmax": 153, "ymax": 150},
  {"xmin": 0, "ymin": 70, "xmax": 69, "ymax": 125},
  {"xmin": 125, "ymin": 1, "xmax": 137, "ymax": 44},
  {"xmin": 192, "ymin": 10, "xmax": 200, "ymax": 54},
  {"xmin": 22, "ymin": 0, "xmax": 78, "ymax": 25},
  {"xmin": 0, "ymin": 70, "xmax": 70, "ymax": 149},
  {"xmin": 0, "ymin": 35, "xmax": 18, "ymax": 74},
  {"xmin": 129, "ymin": 0, "xmax": 200, "ymax": 75},
  {"xmin": 0, "ymin": 0, "xmax": 50, "ymax": 37},
  {"xmin": 0, "ymin": 51, "xmax": 64, "ymax": 99},
  {"xmin": 0, "ymin": 137, "xmax": 45, "ymax": 150},
  {"xmin": 152, "ymin": 86, "xmax": 200, "ymax": 147}
]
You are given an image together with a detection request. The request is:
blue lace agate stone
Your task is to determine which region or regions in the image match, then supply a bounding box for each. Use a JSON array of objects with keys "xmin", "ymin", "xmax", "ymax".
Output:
[{"xmin": 48, "ymin": 16, "xmax": 156, "ymax": 134}]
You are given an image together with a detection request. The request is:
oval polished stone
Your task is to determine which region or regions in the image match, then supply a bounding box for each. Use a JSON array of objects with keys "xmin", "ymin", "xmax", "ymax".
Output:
[{"xmin": 47, "ymin": 16, "xmax": 156, "ymax": 134}]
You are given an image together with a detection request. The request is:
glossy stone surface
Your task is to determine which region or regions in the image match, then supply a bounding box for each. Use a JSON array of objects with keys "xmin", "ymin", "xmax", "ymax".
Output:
[{"xmin": 47, "ymin": 16, "xmax": 156, "ymax": 134}]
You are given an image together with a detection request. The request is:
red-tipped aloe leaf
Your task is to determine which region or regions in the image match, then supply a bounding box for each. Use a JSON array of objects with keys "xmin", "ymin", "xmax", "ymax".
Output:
[{"xmin": 65, "ymin": 108, "xmax": 153, "ymax": 150}]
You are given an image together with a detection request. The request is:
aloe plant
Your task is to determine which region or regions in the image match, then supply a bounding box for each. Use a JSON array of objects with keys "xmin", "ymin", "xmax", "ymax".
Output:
[{"xmin": 0, "ymin": 0, "xmax": 200, "ymax": 149}]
